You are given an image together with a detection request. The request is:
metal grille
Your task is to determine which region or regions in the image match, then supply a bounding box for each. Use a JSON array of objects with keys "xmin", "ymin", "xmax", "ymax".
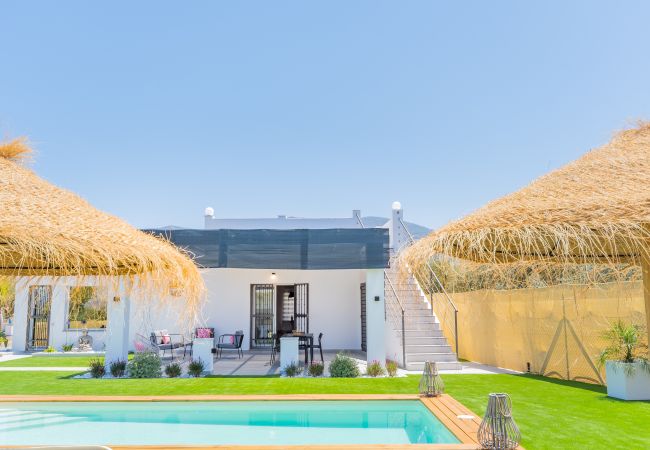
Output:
[
  {"xmin": 250, "ymin": 284, "xmax": 274, "ymax": 348},
  {"xmin": 27, "ymin": 285, "xmax": 52, "ymax": 350},
  {"xmin": 294, "ymin": 283, "xmax": 309, "ymax": 334},
  {"xmin": 360, "ymin": 283, "xmax": 367, "ymax": 352}
]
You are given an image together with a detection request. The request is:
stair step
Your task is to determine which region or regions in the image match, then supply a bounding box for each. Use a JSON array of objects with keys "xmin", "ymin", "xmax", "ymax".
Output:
[
  {"xmin": 399, "ymin": 322, "xmax": 440, "ymax": 331},
  {"xmin": 406, "ymin": 344, "xmax": 452, "ymax": 353},
  {"xmin": 404, "ymin": 315, "xmax": 438, "ymax": 323},
  {"xmin": 405, "ymin": 336, "xmax": 450, "ymax": 345},
  {"xmin": 404, "ymin": 329, "xmax": 445, "ymax": 338},
  {"xmin": 406, "ymin": 352, "xmax": 458, "ymax": 363},
  {"xmin": 406, "ymin": 361, "xmax": 462, "ymax": 371}
]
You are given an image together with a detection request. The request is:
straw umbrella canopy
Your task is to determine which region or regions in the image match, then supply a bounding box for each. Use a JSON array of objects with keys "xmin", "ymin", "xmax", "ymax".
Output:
[
  {"xmin": 404, "ymin": 122, "xmax": 650, "ymax": 339},
  {"xmin": 0, "ymin": 139, "xmax": 204, "ymax": 319}
]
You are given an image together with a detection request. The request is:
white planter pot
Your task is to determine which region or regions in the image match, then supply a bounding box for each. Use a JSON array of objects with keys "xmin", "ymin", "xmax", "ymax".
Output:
[{"xmin": 605, "ymin": 361, "xmax": 650, "ymax": 400}]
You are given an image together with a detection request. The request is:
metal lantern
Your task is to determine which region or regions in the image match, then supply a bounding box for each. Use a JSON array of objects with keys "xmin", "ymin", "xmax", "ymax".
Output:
[
  {"xmin": 419, "ymin": 361, "xmax": 444, "ymax": 397},
  {"xmin": 477, "ymin": 393, "xmax": 521, "ymax": 450}
]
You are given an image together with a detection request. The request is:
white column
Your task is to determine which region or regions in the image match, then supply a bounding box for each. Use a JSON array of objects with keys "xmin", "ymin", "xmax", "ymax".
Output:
[
  {"xmin": 365, "ymin": 269, "xmax": 386, "ymax": 366},
  {"xmin": 104, "ymin": 284, "xmax": 131, "ymax": 368},
  {"xmin": 390, "ymin": 201, "xmax": 408, "ymax": 254},
  {"xmin": 280, "ymin": 336, "xmax": 299, "ymax": 371},
  {"xmin": 48, "ymin": 282, "xmax": 68, "ymax": 351},
  {"xmin": 192, "ymin": 338, "xmax": 214, "ymax": 374},
  {"xmin": 11, "ymin": 279, "xmax": 29, "ymax": 352}
]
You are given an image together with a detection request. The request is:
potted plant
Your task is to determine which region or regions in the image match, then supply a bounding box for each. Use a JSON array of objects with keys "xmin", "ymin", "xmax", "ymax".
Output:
[{"xmin": 598, "ymin": 320, "xmax": 650, "ymax": 400}]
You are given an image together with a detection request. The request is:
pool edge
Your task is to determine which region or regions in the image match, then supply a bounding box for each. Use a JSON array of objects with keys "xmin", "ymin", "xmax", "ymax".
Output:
[{"xmin": 0, "ymin": 394, "xmax": 523, "ymax": 450}]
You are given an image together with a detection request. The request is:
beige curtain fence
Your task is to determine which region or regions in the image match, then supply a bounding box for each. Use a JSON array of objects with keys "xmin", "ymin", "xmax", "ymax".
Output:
[{"xmin": 432, "ymin": 282, "xmax": 646, "ymax": 384}]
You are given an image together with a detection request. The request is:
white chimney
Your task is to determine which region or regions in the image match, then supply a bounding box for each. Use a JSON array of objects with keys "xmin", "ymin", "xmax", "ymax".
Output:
[{"xmin": 204, "ymin": 206, "xmax": 215, "ymax": 218}]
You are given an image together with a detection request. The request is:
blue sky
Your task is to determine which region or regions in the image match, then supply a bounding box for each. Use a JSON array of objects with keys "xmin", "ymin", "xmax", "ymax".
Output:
[{"xmin": 1, "ymin": 1, "xmax": 650, "ymax": 229}]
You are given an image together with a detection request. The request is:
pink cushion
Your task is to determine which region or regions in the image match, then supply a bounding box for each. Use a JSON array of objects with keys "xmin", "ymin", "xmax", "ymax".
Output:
[
  {"xmin": 196, "ymin": 328, "xmax": 212, "ymax": 338},
  {"xmin": 229, "ymin": 335, "xmax": 235, "ymax": 344},
  {"xmin": 161, "ymin": 334, "xmax": 171, "ymax": 344}
]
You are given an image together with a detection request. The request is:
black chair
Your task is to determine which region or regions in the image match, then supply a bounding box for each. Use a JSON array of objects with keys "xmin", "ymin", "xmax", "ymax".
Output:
[
  {"xmin": 310, "ymin": 332, "xmax": 324, "ymax": 363},
  {"xmin": 269, "ymin": 333, "xmax": 280, "ymax": 365},
  {"xmin": 216, "ymin": 330, "xmax": 244, "ymax": 359}
]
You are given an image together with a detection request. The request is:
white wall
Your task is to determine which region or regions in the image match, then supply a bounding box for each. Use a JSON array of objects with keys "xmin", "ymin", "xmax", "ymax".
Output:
[
  {"xmin": 14, "ymin": 268, "xmax": 371, "ymax": 354},
  {"xmin": 12, "ymin": 276, "xmax": 109, "ymax": 352},
  {"xmin": 157, "ymin": 268, "xmax": 367, "ymax": 351}
]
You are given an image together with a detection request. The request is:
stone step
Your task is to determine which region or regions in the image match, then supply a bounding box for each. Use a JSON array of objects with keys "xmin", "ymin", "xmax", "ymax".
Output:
[
  {"xmin": 405, "ymin": 344, "xmax": 453, "ymax": 354},
  {"xmin": 405, "ymin": 361, "xmax": 462, "ymax": 371},
  {"xmin": 400, "ymin": 321, "xmax": 441, "ymax": 331},
  {"xmin": 405, "ymin": 336, "xmax": 450, "ymax": 346},
  {"xmin": 406, "ymin": 352, "xmax": 458, "ymax": 363},
  {"xmin": 404, "ymin": 309, "xmax": 434, "ymax": 317},
  {"xmin": 404, "ymin": 315, "xmax": 438, "ymax": 323},
  {"xmin": 404, "ymin": 329, "xmax": 445, "ymax": 338}
]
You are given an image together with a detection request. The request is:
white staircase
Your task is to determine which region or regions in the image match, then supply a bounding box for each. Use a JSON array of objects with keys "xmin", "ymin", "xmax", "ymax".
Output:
[{"xmin": 385, "ymin": 266, "xmax": 461, "ymax": 371}]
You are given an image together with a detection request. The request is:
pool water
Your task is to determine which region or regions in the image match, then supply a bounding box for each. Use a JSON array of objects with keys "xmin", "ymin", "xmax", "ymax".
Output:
[{"xmin": 0, "ymin": 400, "xmax": 460, "ymax": 446}]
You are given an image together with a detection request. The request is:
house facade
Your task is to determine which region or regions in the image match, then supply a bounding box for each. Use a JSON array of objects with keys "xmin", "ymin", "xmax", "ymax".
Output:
[
  {"xmin": 12, "ymin": 206, "xmax": 402, "ymax": 362},
  {"xmin": 12, "ymin": 203, "xmax": 459, "ymax": 369}
]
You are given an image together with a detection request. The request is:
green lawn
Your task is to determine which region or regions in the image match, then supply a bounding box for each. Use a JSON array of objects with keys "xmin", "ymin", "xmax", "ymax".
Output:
[
  {"xmin": 0, "ymin": 355, "xmax": 132, "ymax": 367},
  {"xmin": 0, "ymin": 371, "xmax": 647, "ymax": 450}
]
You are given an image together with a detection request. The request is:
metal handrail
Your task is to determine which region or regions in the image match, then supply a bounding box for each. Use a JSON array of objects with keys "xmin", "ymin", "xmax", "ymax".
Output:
[
  {"xmin": 384, "ymin": 272, "xmax": 406, "ymax": 367},
  {"xmin": 398, "ymin": 218, "xmax": 459, "ymax": 356}
]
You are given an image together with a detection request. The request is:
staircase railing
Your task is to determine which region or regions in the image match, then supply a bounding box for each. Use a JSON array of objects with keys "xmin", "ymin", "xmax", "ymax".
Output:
[
  {"xmin": 356, "ymin": 212, "xmax": 408, "ymax": 366},
  {"xmin": 399, "ymin": 218, "xmax": 459, "ymax": 357},
  {"xmin": 384, "ymin": 272, "xmax": 406, "ymax": 367}
]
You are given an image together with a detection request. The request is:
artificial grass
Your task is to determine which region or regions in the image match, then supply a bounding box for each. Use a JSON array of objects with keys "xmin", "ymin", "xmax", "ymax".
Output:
[
  {"xmin": 0, "ymin": 371, "xmax": 647, "ymax": 450},
  {"xmin": 0, "ymin": 355, "xmax": 132, "ymax": 367}
]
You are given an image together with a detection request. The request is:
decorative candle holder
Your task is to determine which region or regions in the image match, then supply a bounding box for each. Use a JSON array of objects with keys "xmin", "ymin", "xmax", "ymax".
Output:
[
  {"xmin": 418, "ymin": 361, "xmax": 444, "ymax": 397},
  {"xmin": 477, "ymin": 393, "xmax": 521, "ymax": 450}
]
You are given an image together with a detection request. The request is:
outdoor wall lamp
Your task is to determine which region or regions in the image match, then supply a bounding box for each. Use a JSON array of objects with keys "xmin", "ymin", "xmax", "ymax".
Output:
[
  {"xmin": 374, "ymin": 295, "xmax": 380, "ymax": 302},
  {"xmin": 270, "ymin": 272, "xmax": 277, "ymax": 281}
]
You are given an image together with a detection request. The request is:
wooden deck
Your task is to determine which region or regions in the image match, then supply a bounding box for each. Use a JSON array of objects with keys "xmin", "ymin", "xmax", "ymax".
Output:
[{"xmin": 0, "ymin": 394, "xmax": 524, "ymax": 449}]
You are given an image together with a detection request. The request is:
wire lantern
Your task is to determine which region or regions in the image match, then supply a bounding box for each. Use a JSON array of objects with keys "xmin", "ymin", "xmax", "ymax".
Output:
[
  {"xmin": 418, "ymin": 361, "xmax": 444, "ymax": 397},
  {"xmin": 477, "ymin": 393, "xmax": 521, "ymax": 450}
]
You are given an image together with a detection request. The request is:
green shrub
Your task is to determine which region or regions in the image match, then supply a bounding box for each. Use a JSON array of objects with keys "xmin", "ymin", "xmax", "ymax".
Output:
[
  {"xmin": 109, "ymin": 359, "xmax": 127, "ymax": 377},
  {"xmin": 366, "ymin": 360, "xmax": 386, "ymax": 377},
  {"xmin": 62, "ymin": 344, "xmax": 74, "ymax": 352},
  {"xmin": 0, "ymin": 331, "xmax": 8, "ymax": 348},
  {"xmin": 89, "ymin": 358, "xmax": 105, "ymax": 378},
  {"xmin": 308, "ymin": 362, "xmax": 324, "ymax": 377},
  {"xmin": 43, "ymin": 346, "xmax": 56, "ymax": 353},
  {"xmin": 385, "ymin": 359, "xmax": 398, "ymax": 377},
  {"xmin": 329, "ymin": 353, "xmax": 360, "ymax": 378},
  {"xmin": 283, "ymin": 362, "xmax": 302, "ymax": 377},
  {"xmin": 165, "ymin": 362, "xmax": 182, "ymax": 378},
  {"xmin": 188, "ymin": 359, "xmax": 205, "ymax": 377},
  {"xmin": 127, "ymin": 352, "xmax": 162, "ymax": 378}
]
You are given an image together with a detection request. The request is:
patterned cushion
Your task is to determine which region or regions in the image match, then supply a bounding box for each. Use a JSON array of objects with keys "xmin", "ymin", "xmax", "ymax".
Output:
[{"xmin": 196, "ymin": 328, "xmax": 213, "ymax": 338}]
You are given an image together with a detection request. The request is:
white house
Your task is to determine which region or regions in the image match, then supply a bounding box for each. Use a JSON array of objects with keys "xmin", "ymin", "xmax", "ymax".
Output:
[{"xmin": 12, "ymin": 203, "xmax": 459, "ymax": 369}]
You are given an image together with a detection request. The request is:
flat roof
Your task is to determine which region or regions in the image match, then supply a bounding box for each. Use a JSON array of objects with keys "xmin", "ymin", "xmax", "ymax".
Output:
[{"xmin": 145, "ymin": 228, "xmax": 390, "ymax": 270}]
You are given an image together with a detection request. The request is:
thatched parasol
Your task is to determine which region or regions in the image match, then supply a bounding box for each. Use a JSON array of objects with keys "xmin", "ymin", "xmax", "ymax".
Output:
[
  {"xmin": 0, "ymin": 139, "xmax": 204, "ymax": 319},
  {"xmin": 404, "ymin": 122, "xmax": 650, "ymax": 340}
]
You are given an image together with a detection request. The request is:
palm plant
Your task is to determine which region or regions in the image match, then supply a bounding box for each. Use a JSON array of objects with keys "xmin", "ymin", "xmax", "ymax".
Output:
[{"xmin": 598, "ymin": 321, "xmax": 649, "ymax": 375}]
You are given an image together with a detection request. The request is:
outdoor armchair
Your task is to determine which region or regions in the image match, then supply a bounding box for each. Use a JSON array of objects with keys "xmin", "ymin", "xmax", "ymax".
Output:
[
  {"xmin": 216, "ymin": 330, "xmax": 244, "ymax": 359},
  {"xmin": 149, "ymin": 329, "xmax": 188, "ymax": 360}
]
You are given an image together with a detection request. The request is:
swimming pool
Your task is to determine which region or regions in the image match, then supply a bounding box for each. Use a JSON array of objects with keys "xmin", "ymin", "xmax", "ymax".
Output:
[{"xmin": 0, "ymin": 400, "xmax": 460, "ymax": 446}]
